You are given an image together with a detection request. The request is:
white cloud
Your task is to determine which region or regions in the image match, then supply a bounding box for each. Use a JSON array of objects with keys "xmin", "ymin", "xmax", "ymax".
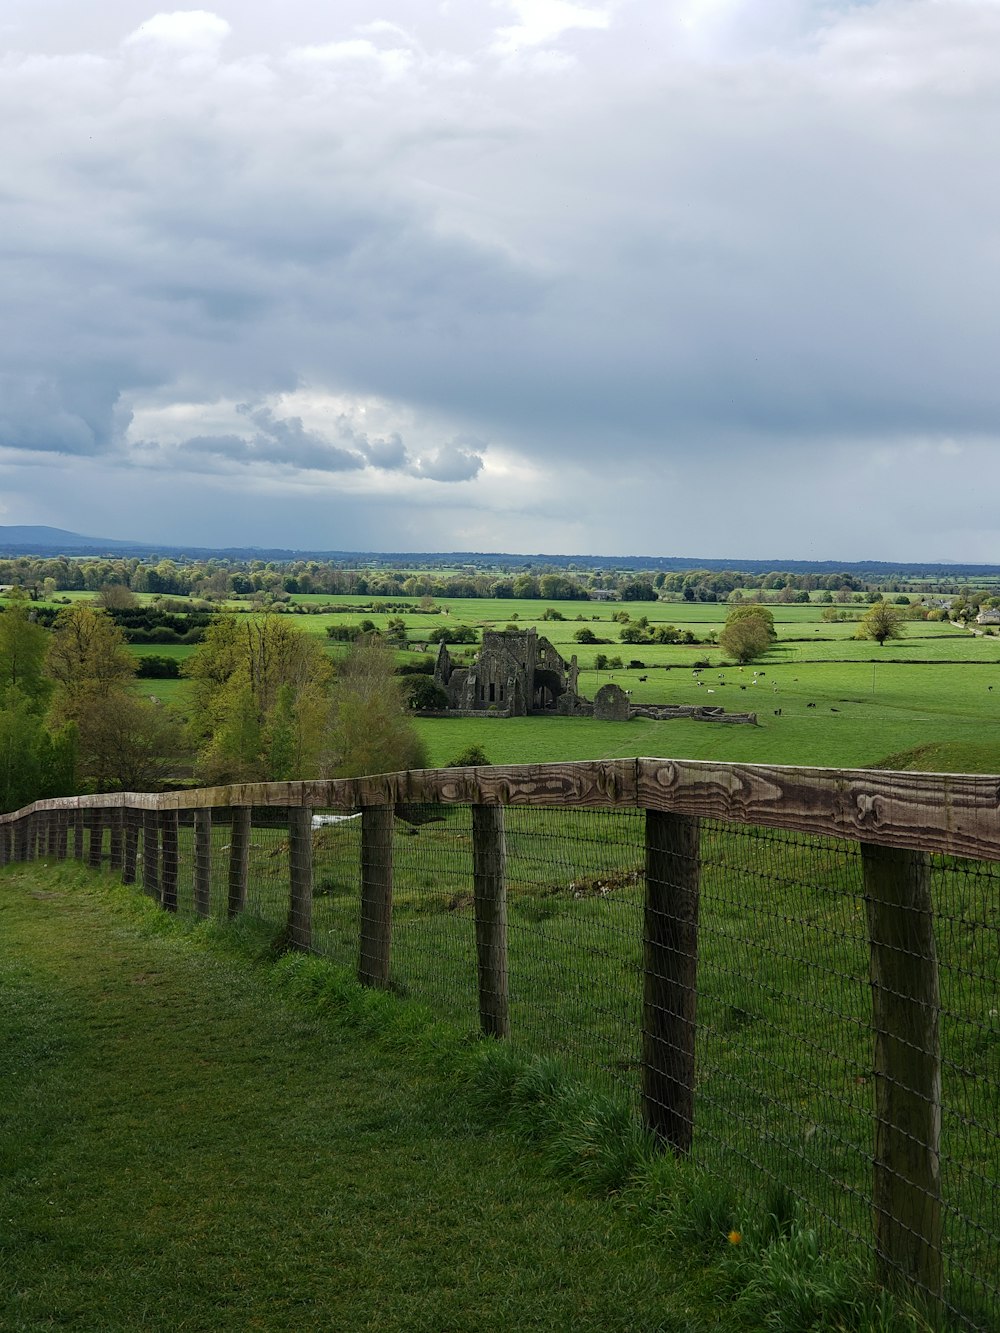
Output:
[
  {"xmin": 123, "ymin": 10, "xmax": 232, "ymax": 51},
  {"xmin": 491, "ymin": 0, "xmax": 612, "ymax": 55}
]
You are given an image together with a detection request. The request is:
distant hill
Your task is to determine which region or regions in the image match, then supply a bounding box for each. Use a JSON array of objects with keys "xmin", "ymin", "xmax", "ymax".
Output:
[
  {"xmin": 0, "ymin": 526, "xmax": 140, "ymax": 554},
  {"xmin": 1, "ymin": 527, "xmax": 1000, "ymax": 580}
]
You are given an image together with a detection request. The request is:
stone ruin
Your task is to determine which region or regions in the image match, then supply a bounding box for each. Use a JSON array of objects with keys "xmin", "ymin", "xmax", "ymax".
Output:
[
  {"xmin": 434, "ymin": 627, "xmax": 581, "ymax": 716},
  {"xmin": 431, "ymin": 629, "xmax": 757, "ymax": 725}
]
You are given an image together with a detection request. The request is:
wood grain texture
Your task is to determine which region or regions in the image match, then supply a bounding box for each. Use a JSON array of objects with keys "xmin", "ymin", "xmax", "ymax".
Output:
[
  {"xmin": 472, "ymin": 804, "xmax": 510, "ymax": 1040},
  {"xmin": 286, "ymin": 807, "xmax": 313, "ymax": 952},
  {"xmin": 862, "ymin": 842, "xmax": 943, "ymax": 1302},
  {"xmin": 193, "ymin": 810, "xmax": 212, "ymax": 918},
  {"xmin": 227, "ymin": 807, "xmax": 251, "ymax": 919},
  {"xmin": 637, "ymin": 759, "xmax": 1000, "ymax": 860},
  {"xmin": 359, "ymin": 805, "xmax": 393, "ymax": 989},
  {"xmin": 642, "ymin": 811, "xmax": 700, "ymax": 1155},
  {"xmin": 3, "ymin": 758, "xmax": 1000, "ymax": 859},
  {"xmin": 160, "ymin": 810, "xmax": 179, "ymax": 912}
]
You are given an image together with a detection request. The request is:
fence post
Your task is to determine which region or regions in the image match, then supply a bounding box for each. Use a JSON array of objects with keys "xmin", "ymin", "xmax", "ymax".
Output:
[
  {"xmin": 53, "ymin": 811, "xmax": 68, "ymax": 861},
  {"xmin": 108, "ymin": 810, "xmax": 123, "ymax": 873},
  {"xmin": 642, "ymin": 809, "xmax": 701, "ymax": 1155},
  {"xmin": 142, "ymin": 810, "xmax": 159, "ymax": 899},
  {"xmin": 73, "ymin": 811, "xmax": 84, "ymax": 861},
  {"xmin": 14, "ymin": 816, "xmax": 28, "ymax": 861},
  {"xmin": 861, "ymin": 842, "xmax": 942, "ymax": 1304},
  {"xmin": 359, "ymin": 805, "xmax": 393, "ymax": 988},
  {"xmin": 42, "ymin": 812, "xmax": 56, "ymax": 858},
  {"xmin": 287, "ymin": 806, "xmax": 313, "ymax": 951},
  {"xmin": 193, "ymin": 809, "xmax": 212, "ymax": 917},
  {"xmin": 122, "ymin": 814, "xmax": 138, "ymax": 885},
  {"xmin": 0, "ymin": 822, "xmax": 9, "ymax": 867},
  {"xmin": 472, "ymin": 804, "xmax": 510, "ymax": 1038},
  {"xmin": 160, "ymin": 810, "xmax": 179, "ymax": 912},
  {"xmin": 227, "ymin": 807, "xmax": 250, "ymax": 918},
  {"xmin": 87, "ymin": 811, "xmax": 103, "ymax": 870},
  {"xmin": 25, "ymin": 813, "xmax": 38, "ymax": 861}
]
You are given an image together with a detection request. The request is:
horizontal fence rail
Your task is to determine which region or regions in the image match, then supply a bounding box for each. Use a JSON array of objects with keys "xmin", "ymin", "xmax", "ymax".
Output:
[{"xmin": 1, "ymin": 758, "xmax": 998, "ymax": 1329}]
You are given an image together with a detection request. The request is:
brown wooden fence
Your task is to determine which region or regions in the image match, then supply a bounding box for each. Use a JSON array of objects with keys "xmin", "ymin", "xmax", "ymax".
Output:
[{"xmin": 2, "ymin": 756, "xmax": 998, "ymax": 1324}]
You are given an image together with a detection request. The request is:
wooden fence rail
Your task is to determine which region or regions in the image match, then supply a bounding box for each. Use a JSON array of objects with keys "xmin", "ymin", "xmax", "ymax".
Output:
[{"xmin": 3, "ymin": 755, "xmax": 995, "ymax": 1311}]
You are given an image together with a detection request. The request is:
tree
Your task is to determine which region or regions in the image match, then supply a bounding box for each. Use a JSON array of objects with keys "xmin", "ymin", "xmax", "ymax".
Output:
[
  {"xmin": 329, "ymin": 635, "xmax": 427, "ymax": 778},
  {"xmin": 47, "ymin": 604, "xmax": 135, "ymax": 713},
  {"xmin": 185, "ymin": 614, "xmax": 335, "ymax": 782},
  {"xmin": 718, "ymin": 604, "xmax": 776, "ymax": 664},
  {"xmin": 0, "ymin": 688, "xmax": 76, "ymax": 812},
  {"xmin": 404, "ymin": 675, "xmax": 449, "ymax": 710},
  {"xmin": 0, "ymin": 592, "xmax": 51, "ymax": 708},
  {"xmin": 857, "ymin": 601, "xmax": 904, "ymax": 647},
  {"xmin": 95, "ymin": 582, "xmax": 139, "ymax": 610}
]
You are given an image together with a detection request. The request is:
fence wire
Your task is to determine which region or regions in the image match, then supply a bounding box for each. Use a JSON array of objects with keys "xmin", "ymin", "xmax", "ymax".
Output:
[{"xmin": 24, "ymin": 799, "xmax": 999, "ymax": 1329}]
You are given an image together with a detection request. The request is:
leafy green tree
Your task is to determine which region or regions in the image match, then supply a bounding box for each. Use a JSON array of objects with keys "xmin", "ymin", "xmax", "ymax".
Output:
[
  {"xmin": 447, "ymin": 744, "xmax": 490, "ymax": 767},
  {"xmin": 404, "ymin": 675, "xmax": 449, "ymax": 710},
  {"xmin": 46, "ymin": 604, "xmax": 174, "ymax": 791},
  {"xmin": 719, "ymin": 605, "xmax": 776, "ymax": 664},
  {"xmin": 0, "ymin": 592, "xmax": 51, "ymax": 708},
  {"xmin": 857, "ymin": 601, "xmax": 904, "ymax": 647},
  {"xmin": 185, "ymin": 615, "xmax": 334, "ymax": 782},
  {"xmin": 0, "ymin": 689, "xmax": 75, "ymax": 812},
  {"xmin": 47, "ymin": 604, "xmax": 135, "ymax": 714},
  {"xmin": 329, "ymin": 635, "xmax": 427, "ymax": 778}
]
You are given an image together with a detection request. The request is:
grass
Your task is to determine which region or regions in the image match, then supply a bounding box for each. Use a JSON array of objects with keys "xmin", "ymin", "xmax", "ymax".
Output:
[
  {"xmin": 124, "ymin": 594, "xmax": 1000, "ymax": 774},
  {"xmin": 132, "ymin": 804, "xmax": 1000, "ymax": 1330},
  {"xmin": 0, "ymin": 861, "xmax": 951, "ymax": 1332},
  {"xmin": 0, "ymin": 861, "xmax": 712, "ymax": 1332}
]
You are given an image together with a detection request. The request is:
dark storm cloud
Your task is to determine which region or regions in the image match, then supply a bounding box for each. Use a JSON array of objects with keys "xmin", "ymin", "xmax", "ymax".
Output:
[{"xmin": 4, "ymin": 2, "xmax": 1000, "ymax": 558}]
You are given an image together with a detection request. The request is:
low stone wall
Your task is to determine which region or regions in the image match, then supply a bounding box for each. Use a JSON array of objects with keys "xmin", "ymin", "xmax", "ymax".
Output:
[
  {"xmin": 630, "ymin": 704, "xmax": 758, "ymax": 725},
  {"xmin": 415, "ymin": 708, "xmax": 513, "ymax": 720}
]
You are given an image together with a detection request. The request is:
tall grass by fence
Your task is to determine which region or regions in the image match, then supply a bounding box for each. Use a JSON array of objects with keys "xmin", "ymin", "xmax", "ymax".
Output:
[{"xmin": 2, "ymin": 758, "xmax": 997, "ymax": 1329}]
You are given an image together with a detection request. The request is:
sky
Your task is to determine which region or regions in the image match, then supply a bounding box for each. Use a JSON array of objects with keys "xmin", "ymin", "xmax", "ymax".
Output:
[{"xmin": 2, "ymin": 1, "xmax": 999, "ymax": 561}]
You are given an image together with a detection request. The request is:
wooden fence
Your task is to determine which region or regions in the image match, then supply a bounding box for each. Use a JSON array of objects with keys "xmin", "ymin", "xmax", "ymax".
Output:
[{"xmin": 2, "ymin": 756, "xmax": 999, "ymax": 1317}]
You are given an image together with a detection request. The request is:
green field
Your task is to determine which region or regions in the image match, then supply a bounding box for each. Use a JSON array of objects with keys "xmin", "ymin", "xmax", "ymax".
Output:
[{"xmin": 124, "ymin": 594, "xmax": 1000, "ymax": 775}]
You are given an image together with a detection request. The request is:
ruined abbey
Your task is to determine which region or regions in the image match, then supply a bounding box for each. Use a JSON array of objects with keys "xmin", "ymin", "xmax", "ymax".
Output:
[{"xmin": 432, "ymin": 627, "xmax": 757, "ymax": 724}]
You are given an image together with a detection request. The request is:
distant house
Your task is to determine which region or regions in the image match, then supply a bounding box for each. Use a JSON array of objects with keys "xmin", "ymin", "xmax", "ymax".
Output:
[
  {"xmin": 588, "ymin": 589, "xmax": 619, "ymax": 601},
  {"xmin": 975, "ymin": 608, "xmax": 1000, "ymax": 625}
]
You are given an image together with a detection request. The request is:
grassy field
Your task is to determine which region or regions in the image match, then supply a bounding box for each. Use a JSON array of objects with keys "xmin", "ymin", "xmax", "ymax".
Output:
[
  {"xmin": 91, "ymin": 802, "xmax": 998, "ymax": 1329},
  {"xmin": 0, "ymin": 861, "xmax": 726, "ymax": 1332},
  {"xmin": 120, "ymin": 593, "xmax": 1000, "ymax": 773}
]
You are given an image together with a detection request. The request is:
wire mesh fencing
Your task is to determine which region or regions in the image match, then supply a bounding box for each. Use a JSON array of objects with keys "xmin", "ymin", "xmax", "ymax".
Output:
[{"xmin": 2, "ymin": 765, "xmax": 998, "ymax": 1329}]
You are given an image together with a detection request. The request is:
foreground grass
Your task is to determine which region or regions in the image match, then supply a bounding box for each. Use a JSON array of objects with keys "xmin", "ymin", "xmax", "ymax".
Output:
[{"xmin": 0, "ymin": 862, "xmax": 714, "ymax": 1332}]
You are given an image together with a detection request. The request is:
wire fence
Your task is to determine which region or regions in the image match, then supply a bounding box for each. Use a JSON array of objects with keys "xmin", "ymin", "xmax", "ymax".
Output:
[{"xmin": 1, "ymin": 759, "xmax": 997, "ymax": 1330}]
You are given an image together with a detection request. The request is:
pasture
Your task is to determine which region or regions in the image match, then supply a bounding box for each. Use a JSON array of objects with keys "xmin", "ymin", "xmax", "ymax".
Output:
[{"xmin": 124, "ymin": 593, "xmax": 1000, "ymax": 775}]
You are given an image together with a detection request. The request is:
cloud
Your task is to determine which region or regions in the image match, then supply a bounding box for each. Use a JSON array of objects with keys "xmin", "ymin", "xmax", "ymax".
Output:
[
  {"xmin": 491, "ymin": 0, "xmax": 612, "ymax": 55},
  {"xmin": 123, "ymin": 10, "xmax": 232, "ymax": 52},
  {"xmin": 3, "ymin": 2, "xmax": 1000, "ymax": 559},
  {"xmin": 412, "ymin": 438, "xmax": 486, "ymax": 482}
]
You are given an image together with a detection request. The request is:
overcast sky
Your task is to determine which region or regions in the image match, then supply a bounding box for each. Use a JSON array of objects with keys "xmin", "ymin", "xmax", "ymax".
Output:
[{"xmin": 2, "ymin": 1, "xmax": 999, "ymax": 560}]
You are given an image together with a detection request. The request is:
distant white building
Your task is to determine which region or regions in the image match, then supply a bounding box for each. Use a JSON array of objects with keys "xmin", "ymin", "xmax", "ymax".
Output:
[{"xmin": 975, "ymin": 608, "xmax": 1000, "ymax": 625}]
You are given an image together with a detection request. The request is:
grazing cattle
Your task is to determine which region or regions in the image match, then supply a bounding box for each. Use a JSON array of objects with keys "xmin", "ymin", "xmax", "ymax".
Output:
[
  {"xmin": 740, "ymin": 685, "xmax": 747, "ymax": 690},
  {"xmin": 773, "ymin": 708, "xmax": 782, "ymax": 716},
  {"xmin": 807, "ymin": 702, "xmax": 816, "ymax": 708},
  {"xmin": 639, "ymin": 675, "xmax": 647, "ymax": 682}
]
